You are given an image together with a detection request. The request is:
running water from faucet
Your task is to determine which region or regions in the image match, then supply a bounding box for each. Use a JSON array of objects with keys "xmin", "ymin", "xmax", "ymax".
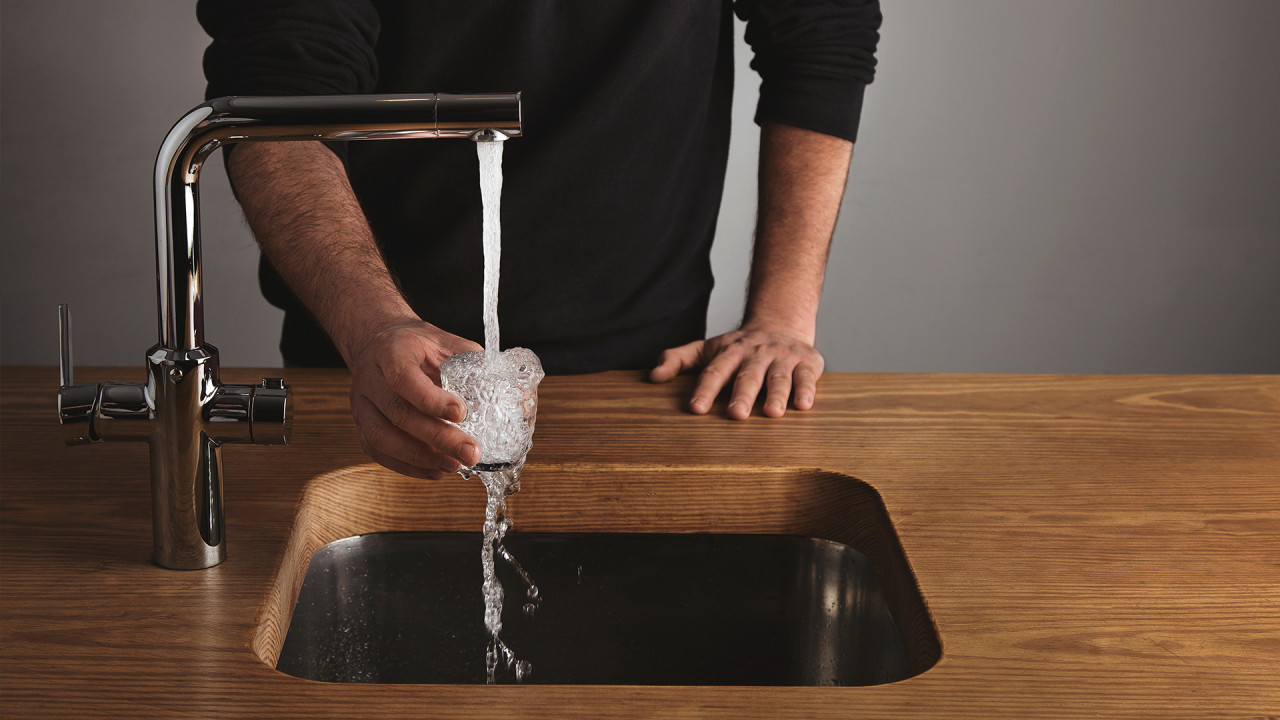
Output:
[
  {"xmin": 440, "ymin": 137, "xmax": 544, "ymax": 683},
  {"xmin": 479, "ymin": 139, "xmax": 503, "ymax": 361}
]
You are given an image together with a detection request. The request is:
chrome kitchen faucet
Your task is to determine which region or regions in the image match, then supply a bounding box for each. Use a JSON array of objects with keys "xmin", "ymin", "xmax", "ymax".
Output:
[{"xmin": 58, "ymin": 94, "xmax": 523, "ymax": 569}]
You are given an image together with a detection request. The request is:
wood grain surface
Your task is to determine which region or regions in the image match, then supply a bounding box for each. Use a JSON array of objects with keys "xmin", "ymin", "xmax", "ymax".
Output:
[{"xmin": 2, "ymin": 365, "xmax": 1278, "ymax": 718}]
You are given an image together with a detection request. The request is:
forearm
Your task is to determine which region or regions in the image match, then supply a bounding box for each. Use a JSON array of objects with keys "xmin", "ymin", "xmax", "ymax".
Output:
[
  {"xmin": 228, "ymin": 140, "xmax": 480, "ymax": 477},
  {"xmin": 226, "ymin": 141, "xmax": 415, "ymax": 363},
  {"xmin": 744, "ymin": 122, "xmax": 854, "ymax": 343},
  {"xmin": 651, "ymin": 122, "xmax": 850, "ymax": 416}
]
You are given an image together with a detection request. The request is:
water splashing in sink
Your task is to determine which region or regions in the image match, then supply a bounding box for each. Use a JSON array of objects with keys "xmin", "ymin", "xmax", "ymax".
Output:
[{"xmin": 475, "ymin": 463, "xmax": 536, "ymax": 683}]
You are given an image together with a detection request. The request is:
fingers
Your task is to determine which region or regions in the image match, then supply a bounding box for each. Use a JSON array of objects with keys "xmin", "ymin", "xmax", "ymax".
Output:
[
  {"xmin": 687, "ymin": 330, "xmax": 825, "ymax": 419},
  {"xmin": 381, "ymin": 350, "xmax": 467, "ymax": 423},
  {"xmin": 649, "ymin": 340, "xmax": 705, "ymax": 383},
  {"xmin": 345, "ymin": 320, "xmax": 490, "ymax": 478},
  {"xmin": 351, "ymin": 394, "xmax": 471, "ymax": 479},
  {"xmin": 792, "ymin": 360, "xmax": 821, "ymax": 411},
  {"xmin": 761, "ymin": 360, "xmax": 795, "ymax": 418},
  {"xmin": 690, "ymin": 344, "xmax": 742, "ymax": 414},
  {"xmin": 727, "ymin": 355, "xmax": 772, "ymax": 420}
]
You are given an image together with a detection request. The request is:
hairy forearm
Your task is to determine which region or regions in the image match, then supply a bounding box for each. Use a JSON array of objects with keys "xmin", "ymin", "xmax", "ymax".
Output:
[
  {"xmin": 652, "ymin": 122, "xmax": 851, "ymax": 417},
  {"xmin": 228, "ymin": 141, "xmax": 482, "ymax": 476},
  {"xmin": 226, "ymin": 141, "xmax": 415, "ymax": 363},
  {"xmin": 744, "ymin": 122, "xmax": 854, "ymax": 343}
]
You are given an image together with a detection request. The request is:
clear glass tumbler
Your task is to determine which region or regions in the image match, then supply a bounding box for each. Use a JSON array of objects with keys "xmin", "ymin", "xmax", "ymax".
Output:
[{"xmin": 440, "ymin": 347, "xmax": 544, "ymax": 471}]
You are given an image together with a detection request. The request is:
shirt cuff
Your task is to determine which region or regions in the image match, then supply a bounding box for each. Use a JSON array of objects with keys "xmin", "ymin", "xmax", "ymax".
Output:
[{"xmin": 755, "ymin": 79, "xmax": 867, "ymax": 143}]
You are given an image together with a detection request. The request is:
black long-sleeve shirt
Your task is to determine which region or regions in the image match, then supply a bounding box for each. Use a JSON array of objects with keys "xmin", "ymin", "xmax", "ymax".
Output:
[{"xmin": 198, "ymin": 0, "xmax": 880, "ymax": 373}]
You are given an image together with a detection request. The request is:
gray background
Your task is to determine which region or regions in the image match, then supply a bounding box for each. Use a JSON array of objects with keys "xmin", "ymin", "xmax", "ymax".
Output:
[{"xmin": 3, "ymin": 0, "xmax": 1278, "ymax": 373}]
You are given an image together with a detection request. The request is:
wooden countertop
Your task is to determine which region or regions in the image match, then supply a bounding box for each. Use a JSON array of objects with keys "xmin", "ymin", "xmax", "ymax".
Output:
[{"xmin": 2, "ymin": 366, "xmax": 1278, "ymax": 718}]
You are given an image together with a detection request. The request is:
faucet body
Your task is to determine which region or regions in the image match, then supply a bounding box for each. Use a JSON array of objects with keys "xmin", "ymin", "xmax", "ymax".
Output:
[{"xmin": 59, "ymin": 93, "xmax": 522, "ymax": 569}]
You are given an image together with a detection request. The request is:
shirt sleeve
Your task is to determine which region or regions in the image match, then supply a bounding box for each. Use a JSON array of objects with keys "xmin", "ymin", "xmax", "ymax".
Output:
[
  {"xmin": 197, "ymin": 0, "xmax": 381, "ymax": 99},
  {"xmin": 735, "ymin": 0, "xmax": 882, "ymax": 143},
  {"xmin": 196, "ymin": 0, "xmax": 381, "ymax": 165}
]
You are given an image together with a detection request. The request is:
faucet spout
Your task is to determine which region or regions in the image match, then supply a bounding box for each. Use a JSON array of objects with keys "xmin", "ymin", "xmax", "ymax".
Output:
[
  {"xmin": 470, "ymin": 128, "xmax": 510, "ymax": 143},
  {"xmin": 58, "ymin": 93, "xmax": 523, "ymax": 570},
  {"xmin": 154, "ymin": 93, "xmax": 522, "ymax": 351},
  {"xmin": 145, "ymin": 92, "xmax": 520, "ymax": 568},
  {"xmin": 146, "ymin": 92, "xmax": 520, "ymax": 568}
]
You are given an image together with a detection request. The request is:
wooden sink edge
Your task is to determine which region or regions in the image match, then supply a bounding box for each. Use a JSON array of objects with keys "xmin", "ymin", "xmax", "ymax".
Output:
[{"xmin": 251, "ymin": 462, "xmax": 942, "ymax": 678}]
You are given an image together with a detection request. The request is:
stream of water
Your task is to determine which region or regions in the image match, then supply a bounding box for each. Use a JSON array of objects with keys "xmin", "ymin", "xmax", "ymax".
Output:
[
  {"xmin": 478, "ymin": 139, "xmax": 503, "ymax": 361},
  {"xmin": 471, "ymin": 138, "xmax": 540, "ymax": 683}
]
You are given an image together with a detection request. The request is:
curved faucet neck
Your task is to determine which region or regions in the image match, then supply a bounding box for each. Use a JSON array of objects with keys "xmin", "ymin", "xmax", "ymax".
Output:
[{"xmin": 151, "ymin": 93, "xmax": 522, "ymax": 351}]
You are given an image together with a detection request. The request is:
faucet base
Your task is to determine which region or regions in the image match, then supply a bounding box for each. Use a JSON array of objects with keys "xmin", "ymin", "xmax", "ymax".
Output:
[{"xmin": 147, "ymin": 345, "xmax": 227, "ymax": 569}]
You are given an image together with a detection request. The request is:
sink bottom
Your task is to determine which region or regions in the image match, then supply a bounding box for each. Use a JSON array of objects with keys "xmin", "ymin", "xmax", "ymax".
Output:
[{"xmin": 276, "ymin": 531, "xmax": 912, "ymax": 686}]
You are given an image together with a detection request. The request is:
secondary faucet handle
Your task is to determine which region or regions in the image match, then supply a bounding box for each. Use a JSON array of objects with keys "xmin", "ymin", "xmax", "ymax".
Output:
[
  {"xmin": 56, "ymin": 304, "xmax": 101, "ymax": 445},
  {"xmin": 251, "ymin": 377, "xmax": 292, "ymax": 446}
]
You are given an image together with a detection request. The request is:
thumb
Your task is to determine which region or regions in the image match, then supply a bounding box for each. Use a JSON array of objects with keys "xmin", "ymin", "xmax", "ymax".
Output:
[{"xmin": 649, "ymin": 340, "xmax": 705, "ymax": 383}]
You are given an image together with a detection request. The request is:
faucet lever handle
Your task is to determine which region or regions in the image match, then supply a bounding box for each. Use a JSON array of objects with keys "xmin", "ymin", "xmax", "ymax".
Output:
[
  {"xmin": 56, "ymin": 304, "xmax": 101, "ymax": 444},
  {"xmin": 58, "ymin": 303, "xmax": 74, "ymax": 387}
]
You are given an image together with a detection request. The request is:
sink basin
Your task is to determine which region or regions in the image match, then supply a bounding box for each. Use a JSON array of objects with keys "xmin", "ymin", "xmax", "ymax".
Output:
[
  {"xmin": 277, "ymin": 531, "xmax": 911, "ymax": 685},
  {"xmin": 255, "ymin": 464, "xmax": 939, "ymax": 686}
]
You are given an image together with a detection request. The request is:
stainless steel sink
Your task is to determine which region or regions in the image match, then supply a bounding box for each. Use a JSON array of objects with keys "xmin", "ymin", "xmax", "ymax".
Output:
[
  {"xmin": 256, "ymin": 464, "xmax": 940, "ymax": 687},
  {"xmin": 276, "ymin": 531, "xmax": 915, "ymax": 686}
]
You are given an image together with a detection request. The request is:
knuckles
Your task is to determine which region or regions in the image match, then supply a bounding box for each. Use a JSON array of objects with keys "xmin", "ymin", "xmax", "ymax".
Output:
[
  {"xmin": 383, "ymin": 396, "xmax": 416, "ymax": 428},
  {"xmin": 380, "ymin": 359, "xmax": 415, "ymax": 391}
]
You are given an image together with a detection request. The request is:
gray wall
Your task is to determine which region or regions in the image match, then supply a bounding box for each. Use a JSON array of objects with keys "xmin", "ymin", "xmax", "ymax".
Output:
[
  {"xmin": 4, "ymin": 0, "xmax": 1278, "ymax": 373},
  {"xmin": 2, "ymin": 0, "xmax": 280, "ymax": 369}
]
